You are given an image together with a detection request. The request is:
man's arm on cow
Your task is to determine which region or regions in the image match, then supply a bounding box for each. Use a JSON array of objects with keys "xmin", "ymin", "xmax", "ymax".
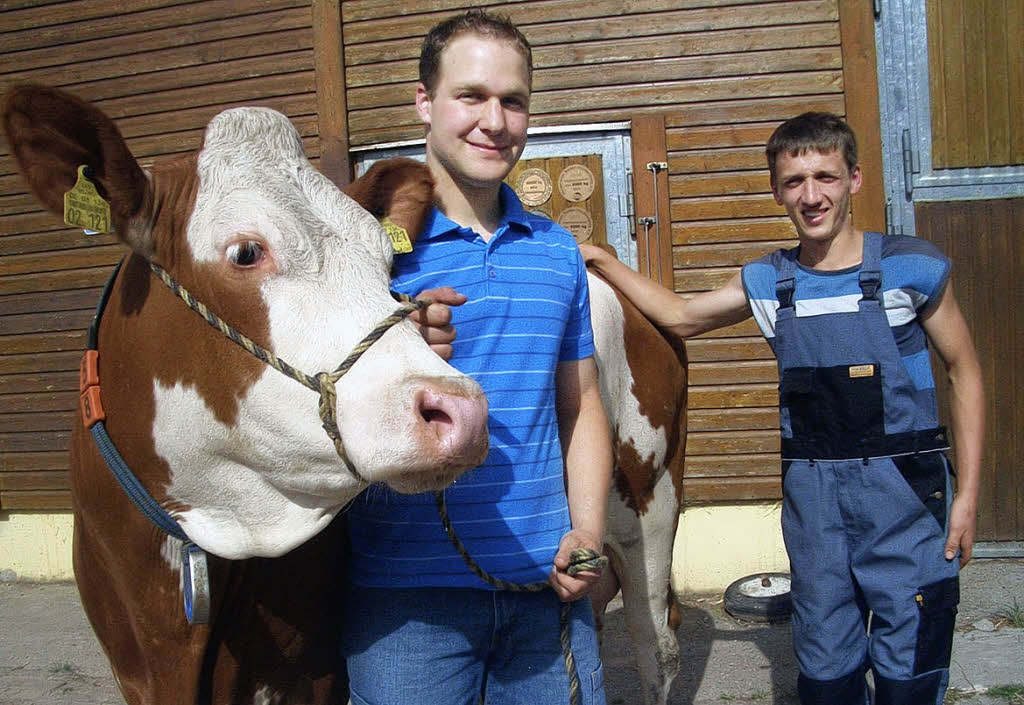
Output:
[
  {"xmin": 550, "ymin": 356, "xmax": 612, "ymax": 602},
  {"xmin": 579, "ymin": 243, "xmax": 751, "ymax": 338},
  {"xmin": 920, "ymin": 280, "xmax": 985, "ymax": 567},
  {"xmin": 408, "ymin": 287, "xmax": 465, "ymax": 360}
]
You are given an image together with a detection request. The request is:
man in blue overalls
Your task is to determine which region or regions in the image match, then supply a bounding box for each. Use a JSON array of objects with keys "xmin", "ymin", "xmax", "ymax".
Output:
[{"xmin": 575, "ymin": 112, "xmax": 985, "ymax": 704}]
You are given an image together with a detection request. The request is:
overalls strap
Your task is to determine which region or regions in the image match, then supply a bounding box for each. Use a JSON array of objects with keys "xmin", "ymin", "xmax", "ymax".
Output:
[
  {"xmin": 775, "ymin": 249, "xmax": 798, "ymax": 310},
  {"xmin": 858, "ymin": 231, "xmax": 883, "ymax": 302}
]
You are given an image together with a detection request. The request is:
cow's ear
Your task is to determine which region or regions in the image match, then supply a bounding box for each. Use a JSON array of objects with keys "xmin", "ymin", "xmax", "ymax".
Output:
[
  {"xmin": 2, "ymin": 84, "xmax": 152, "ymax": 248},
  {"xmin": 343, "ymin": 158, "xmax": 434, "ymax": 244}
]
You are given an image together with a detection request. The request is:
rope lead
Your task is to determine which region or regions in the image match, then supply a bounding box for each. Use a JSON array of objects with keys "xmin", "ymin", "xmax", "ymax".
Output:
[{"xmin": 436, "ymin": 491, "xmax": 608, "ymax": 705}]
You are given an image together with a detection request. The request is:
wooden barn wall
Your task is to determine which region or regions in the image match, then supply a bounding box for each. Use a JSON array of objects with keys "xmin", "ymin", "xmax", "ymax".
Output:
[
  {"xmin": 0, "ymin": 0, "xmax": 328, "ymax": 510},
  {"xmin": 341, "ymin": 0, "xmax": 883, "ymax": 504}
]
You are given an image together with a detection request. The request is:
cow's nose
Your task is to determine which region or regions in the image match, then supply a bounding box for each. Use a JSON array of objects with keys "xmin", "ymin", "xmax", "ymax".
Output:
[{"xmin": 414, "ymin": 383, "xmax": 489, "ymax": 470}]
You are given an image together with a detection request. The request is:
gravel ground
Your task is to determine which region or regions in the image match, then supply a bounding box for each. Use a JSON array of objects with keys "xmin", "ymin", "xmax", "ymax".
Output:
[{"xmin": 1, "ymin": 558, "xmax": 1021, "ymax": 705}]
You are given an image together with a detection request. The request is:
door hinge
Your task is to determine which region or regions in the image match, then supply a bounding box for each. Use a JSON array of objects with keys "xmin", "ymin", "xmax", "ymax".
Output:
[
  {"xmin": 901, "ymin": 128, "xmax": 918, "ymax": 199},
  {"xmin": 885, "ymin": 199, "xmax": 902, "ymax": 236},
  {"xmin": 621, "ymin": 169, "xmax": 636, "ymax": 239}
]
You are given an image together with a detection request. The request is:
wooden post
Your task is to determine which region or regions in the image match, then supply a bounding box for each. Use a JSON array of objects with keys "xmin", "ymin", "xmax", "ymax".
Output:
[
  {"xmin": 839, "ymin": 0, "xmax": 886, "ymax": 233},
  {"xmin": 311, "ymin": 0, "xmax": 351, "ymax": 187}
]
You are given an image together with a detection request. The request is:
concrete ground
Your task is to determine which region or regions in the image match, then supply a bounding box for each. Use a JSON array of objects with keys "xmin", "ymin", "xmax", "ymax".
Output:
[{"xmin": 0, "ymin": 559, "xmax": 1021, "ymax": 705}]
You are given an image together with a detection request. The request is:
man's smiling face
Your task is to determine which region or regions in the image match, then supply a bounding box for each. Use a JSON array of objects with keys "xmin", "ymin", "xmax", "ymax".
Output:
[
  {"xmin": 771, "ymin": 148, "xmax": 862, "ymax": 246},
  {"xmin": 416, "ymin": 33, "xmax": 531, "ymax": 192}
]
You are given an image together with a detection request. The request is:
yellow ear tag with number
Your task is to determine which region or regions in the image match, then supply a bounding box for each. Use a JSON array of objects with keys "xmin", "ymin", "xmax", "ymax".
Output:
[
  {"xmin": 382, "ymin": 218, "xmax": 413, "ymax": 254},
  {"xmin": 64, "ymin": 165, "xmax": 111, "ymax": 234}
]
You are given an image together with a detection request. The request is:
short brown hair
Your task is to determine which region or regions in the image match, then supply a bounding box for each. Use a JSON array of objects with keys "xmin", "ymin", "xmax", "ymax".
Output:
[
  {"xmin": 418, "ymin": 9, "xmax": 533, "ymax": 96},
  {"xmin": 766, "ymin": 112, "xmax": 858, "ymax": 180}
]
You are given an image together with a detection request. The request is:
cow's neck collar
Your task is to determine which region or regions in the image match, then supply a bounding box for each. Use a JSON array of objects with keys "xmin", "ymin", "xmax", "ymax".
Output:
[{"xmin": 81, "ymin": 259, "xmax": 211, "ymax": 625}]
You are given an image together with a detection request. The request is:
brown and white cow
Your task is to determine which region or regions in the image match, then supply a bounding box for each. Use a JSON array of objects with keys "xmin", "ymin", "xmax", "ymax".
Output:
[
  {"xmin": 588, "ymin": 269, "xmax": 687, "ymax": 705},
  {"xmin": 2, "ymin": 84, "xmax": 489, "ymax": 705}
]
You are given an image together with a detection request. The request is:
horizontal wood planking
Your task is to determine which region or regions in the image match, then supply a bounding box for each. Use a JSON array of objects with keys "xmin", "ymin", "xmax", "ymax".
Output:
[
  {"xmin": 0, "ymin": 490, "xmax": 72, "ymax": 510},
  {"xmin": 0, "ymin": 264, "xmax": 121, "ymax": 296},
  {"xmin": 347, "ymin": 71, "xmax": 843, "ymax": 139},
  {"xmin": 1, "ymin": 1, "xmax": 321, "ymax": 509},
  {"xmin": 10, "ymin": 26, "xmax": 314, "ymax": 94},
  {"xmin": 1, "ymin": 244, "xmax": 127, "ymax": 277},
  {"xmin": 1, "ymin": 308, "xmax": 95, "ymax": 336},
  {"xmin": 0, "ymin": 470, "xmax": 70, "ymax": 491},
  {"xmin": 0, "ymin": 430, "xmax": 70, "ymax": 453},
  {"xmin": 682, "ymin": 475, "xmax": 781, "ymax": 503},
  {"xmin": 686, "ymin": 429, "xmax": 780, "ymax": 456},
  {"xmin": 0, "ymin": 351, "xmax": 82, "ymax": 376},
  {"xmin": 342, "ymin": 1, "xmax": 835, "ymax": 60},
  {"xmin": 687, "ymin": 384, "xmax": 779, "ymax": 410},
  {"xmin": 0, "ymin": 0, "xmax": 309, "ymax": 57},
  {"xmin": 2, "ymin": 331, "xmax": 87, "ymax": 355},
  {"xmin": 347, "ymin": 47, "xmax": 842, "ymax": 109},
  {"xmin": 2, "ymin": 450, "xmax": 69, "ymax": 472},
  {"xmin": 673, "ymin": 218, "xmax": 797, "ymax": 245},
  {"xmin": 687, "ymin": 407, "xmax": 779, "ymax": 432},
  {"xmin": 0, "ymin": 411, "xmax": 76, "ymax": 434},
  {"xmin": 684, "ymin": 452, "xmax": 780, "ymax": 476},
  {"xmin": 687, "ymin": 360, "xmax": 777, "ymax": 386},
  {"xmin": 349, "ymin": 93, "xmax": 846, "ymax": 149},
  {"xmin": 0, "ymin": 288, "xmax": 105, "ymax": 316},
  {"xmin": 672, "ymin": 241, "xmax": 791, "ymax": 269},
  {"xmin": 0, "ymin": 372, "xmax": 80, "ymax": 395},
  {"xmin": 346, "ymin": 23, "xmax": 841, "ymax": 88},
  {"xmin": 1, "ymin": 389, "xmax": 77, "ymax": 412}
]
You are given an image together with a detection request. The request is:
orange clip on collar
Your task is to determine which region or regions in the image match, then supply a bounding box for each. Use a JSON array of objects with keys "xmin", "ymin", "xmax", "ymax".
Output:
[{"xmin": 79, "ymin": 350, "xmax": 105, "ymax": 428}]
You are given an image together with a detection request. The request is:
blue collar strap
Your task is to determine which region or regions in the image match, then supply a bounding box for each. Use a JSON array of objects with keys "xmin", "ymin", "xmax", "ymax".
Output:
[{"xmin": 81, "ymin": 259, "xmax": 209, "ymax": 625}]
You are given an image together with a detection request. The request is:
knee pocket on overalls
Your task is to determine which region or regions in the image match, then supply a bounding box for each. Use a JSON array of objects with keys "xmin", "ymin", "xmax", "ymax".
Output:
[
  {"xmin": 891, "ymin": 452, "xmax": 948, "ymax": 532},
  {"xmin": 913, "ymin": 575, "xmax": 959, "ymax": 675}
]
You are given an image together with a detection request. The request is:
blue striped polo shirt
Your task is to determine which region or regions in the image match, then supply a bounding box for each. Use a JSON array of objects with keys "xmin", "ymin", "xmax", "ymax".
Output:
[
  {"xmin": 742, "ymin": 233, "xmax": 951, "ymax": 392},
  {"xmin": 346, "ymin": 183, "xmax": 595, "ymax": 588}
]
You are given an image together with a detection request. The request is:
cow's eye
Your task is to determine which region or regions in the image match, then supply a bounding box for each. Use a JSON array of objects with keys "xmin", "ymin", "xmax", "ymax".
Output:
[{"xmin": 226, "ymin": 240, "xmax": 264, "ymax": 267}]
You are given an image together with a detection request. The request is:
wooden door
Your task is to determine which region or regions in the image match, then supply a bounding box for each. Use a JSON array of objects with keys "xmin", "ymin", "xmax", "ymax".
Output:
[{"xmin": 918, "ymin": 198, "xmax": 1024, "ymax": 544}]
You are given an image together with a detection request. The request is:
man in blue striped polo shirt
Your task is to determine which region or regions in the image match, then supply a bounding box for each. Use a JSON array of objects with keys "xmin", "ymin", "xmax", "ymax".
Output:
[{"xmin": 342, "ymin": 10, "xmax": 612, "ymax": 705}]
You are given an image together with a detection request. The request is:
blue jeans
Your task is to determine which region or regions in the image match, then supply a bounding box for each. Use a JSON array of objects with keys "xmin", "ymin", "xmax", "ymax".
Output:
[{"xmin": 342, "ymin": 585, "xmax": 606, "ymax": 705}]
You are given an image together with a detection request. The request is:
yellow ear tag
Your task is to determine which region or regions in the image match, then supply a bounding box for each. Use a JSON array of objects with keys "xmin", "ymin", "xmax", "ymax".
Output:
[
  {"xmin": 382, "ymin": 218, "xmax": 413, "ymax": 254},
  {"xmin": 64, "ymin": 165, "xmax": 111, "ymax": 234}
]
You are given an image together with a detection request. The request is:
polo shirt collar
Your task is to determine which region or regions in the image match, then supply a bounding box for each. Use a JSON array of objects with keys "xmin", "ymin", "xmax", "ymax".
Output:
[{"xmin": 419, "ymin": 183, "xmax": 533, "ymax": 242}]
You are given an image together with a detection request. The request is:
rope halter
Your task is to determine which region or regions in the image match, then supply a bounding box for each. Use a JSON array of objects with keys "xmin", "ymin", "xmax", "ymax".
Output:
[{"xmin": 149, "ymin": 261, "xmax": 429, "ymax": 482}]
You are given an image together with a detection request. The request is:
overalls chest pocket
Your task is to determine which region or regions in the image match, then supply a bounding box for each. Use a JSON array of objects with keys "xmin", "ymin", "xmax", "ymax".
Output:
[{"xmin": 780, "ymin": 363, "xmax": 885, "ymax": 454}]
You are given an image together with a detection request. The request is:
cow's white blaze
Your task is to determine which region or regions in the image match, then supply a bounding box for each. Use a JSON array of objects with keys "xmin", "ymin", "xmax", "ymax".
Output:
[{"xmin": 154, "ymin": 107, "xmax": 485, "ymax": 558}]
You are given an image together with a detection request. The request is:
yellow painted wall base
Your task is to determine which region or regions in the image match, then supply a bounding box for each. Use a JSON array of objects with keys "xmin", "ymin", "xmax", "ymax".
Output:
[
  {"xmin": 672, "ymin": 502, "xmax": 789, "ymax": 595},
  {"xmin": 3, "ymin": 505, "xmax": 790, "ymax": 591},
  {"xmin": 0, "ymin": 511, "xmax": 75, "ymax": 581}
]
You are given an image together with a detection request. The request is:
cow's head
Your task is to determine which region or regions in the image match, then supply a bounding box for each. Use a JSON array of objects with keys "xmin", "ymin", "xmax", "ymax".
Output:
[{"xmin": 3, "ymin": 85, "xmax": 488, "ymax": 558}]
